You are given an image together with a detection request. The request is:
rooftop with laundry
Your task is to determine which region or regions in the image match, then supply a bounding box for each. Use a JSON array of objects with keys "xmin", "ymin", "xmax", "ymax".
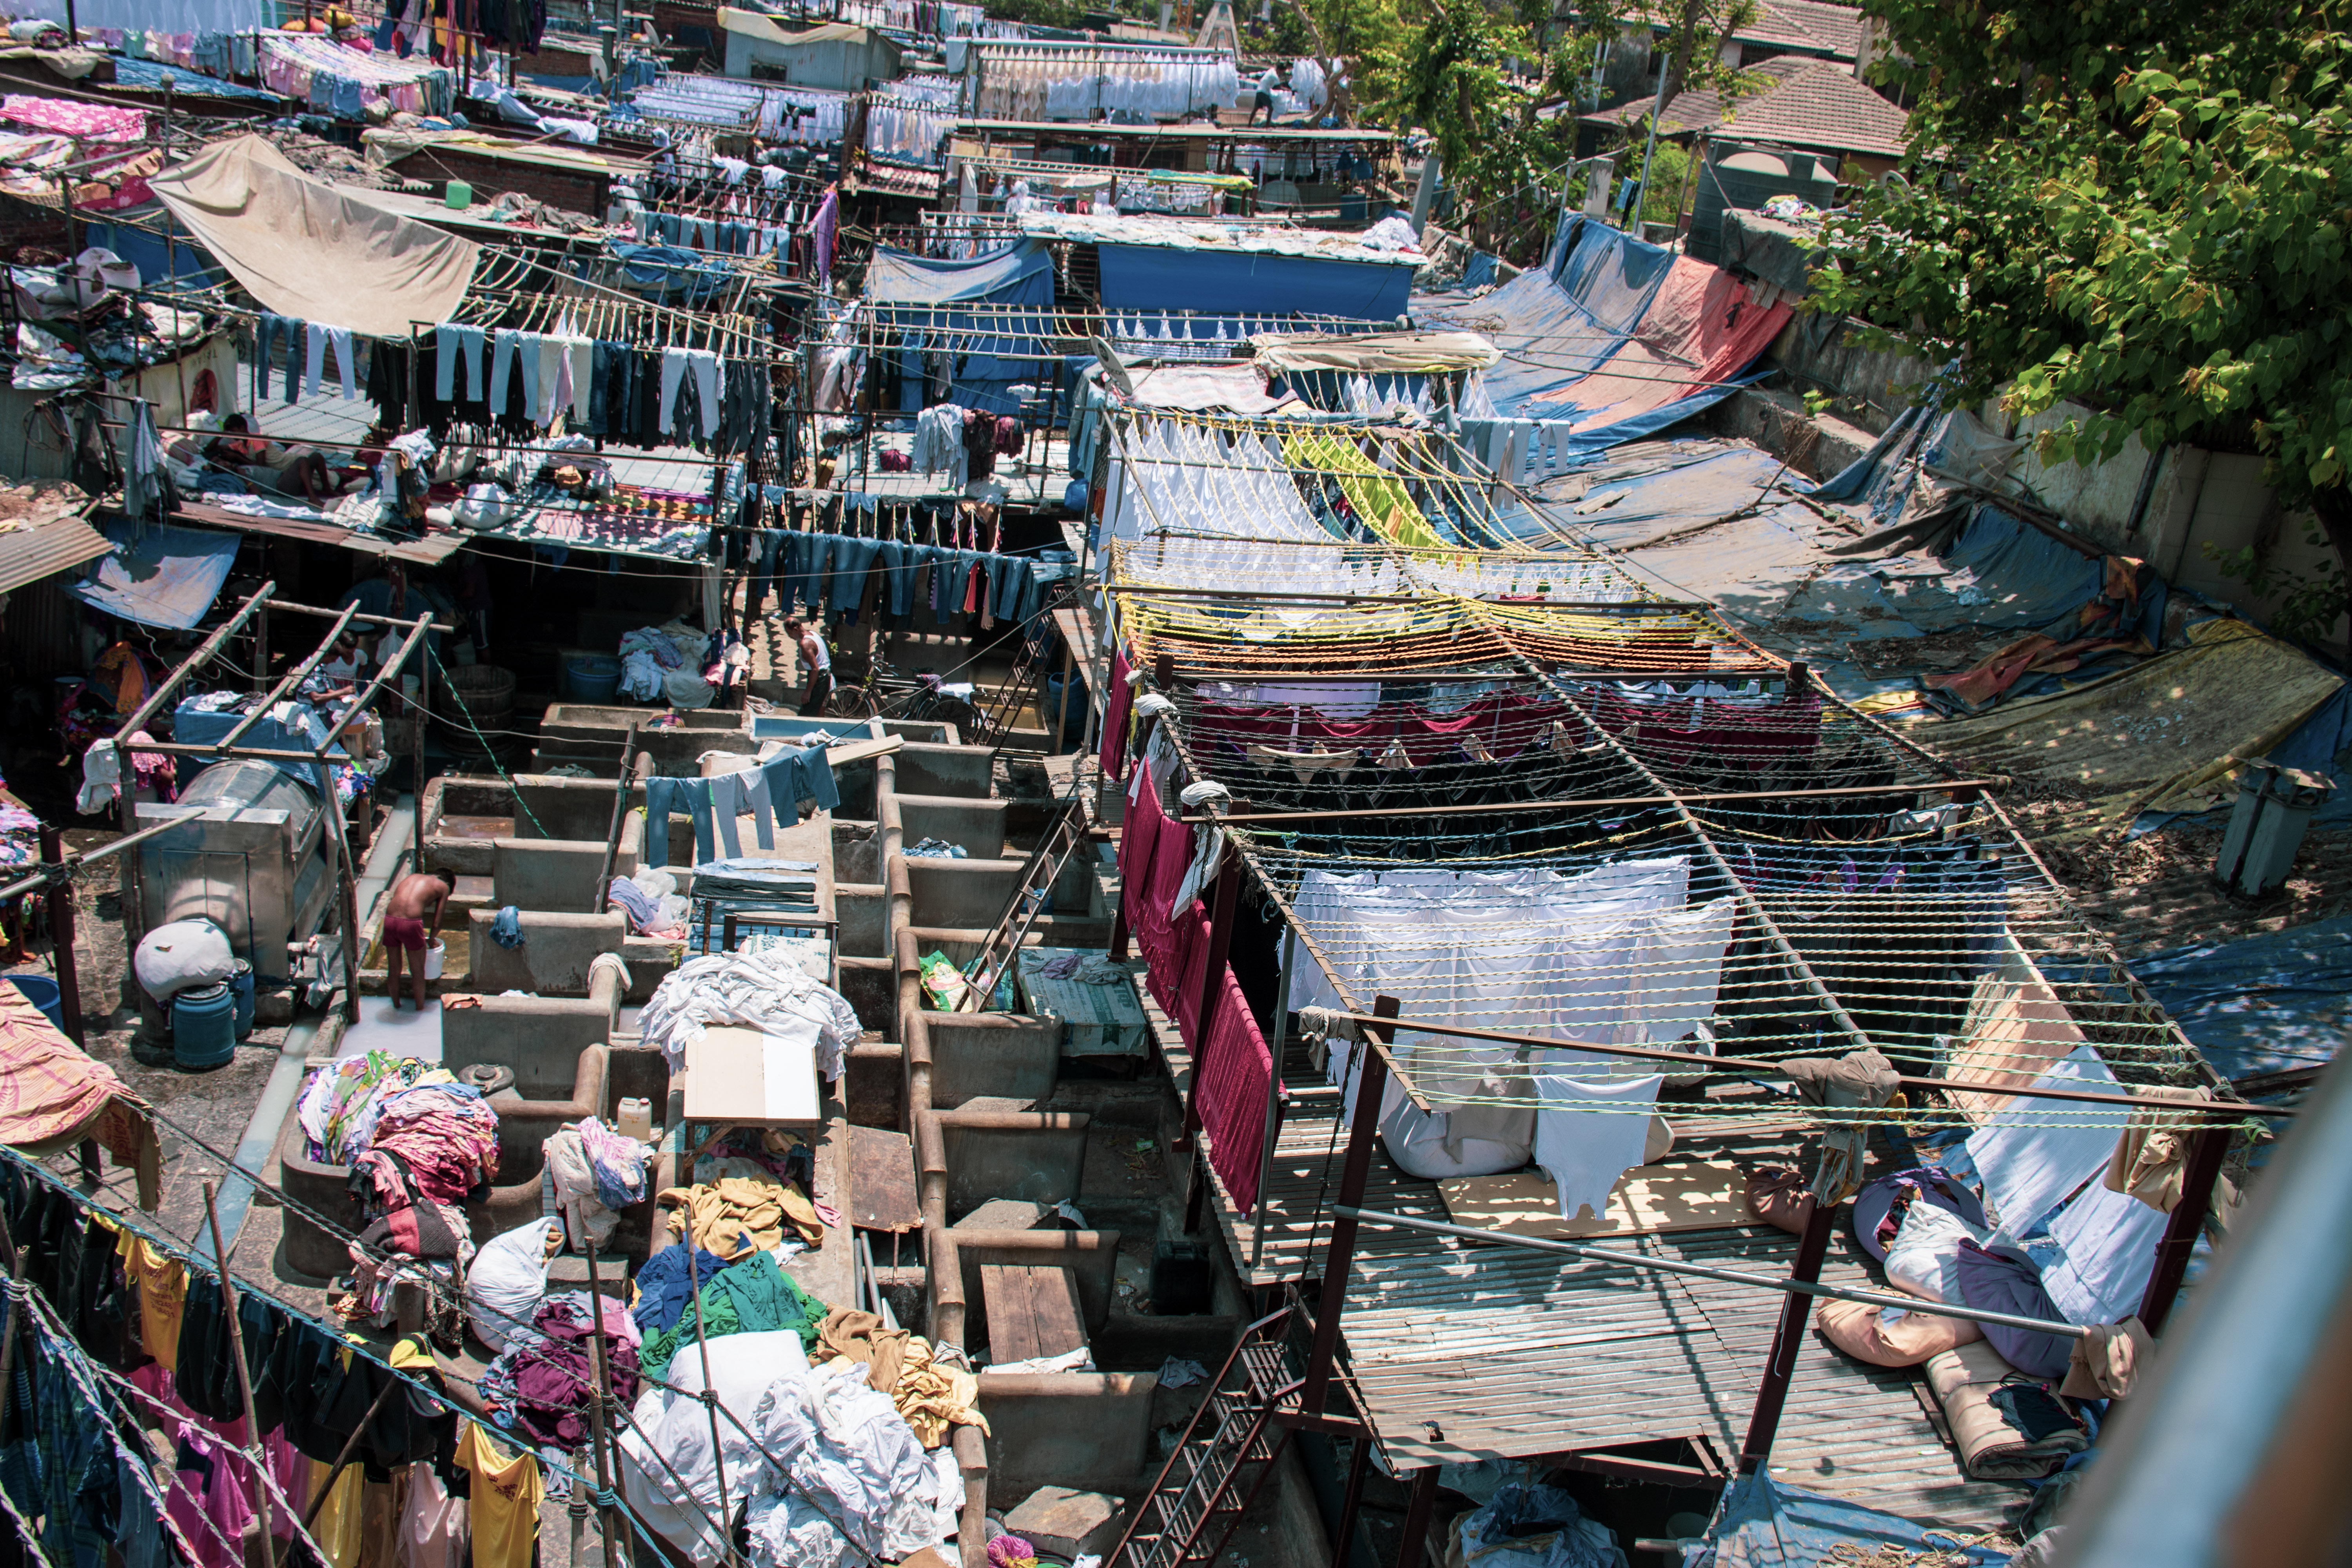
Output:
[{"xmin": 0, "ymin": 0, "xmax": 2338, "ymax": 1565}]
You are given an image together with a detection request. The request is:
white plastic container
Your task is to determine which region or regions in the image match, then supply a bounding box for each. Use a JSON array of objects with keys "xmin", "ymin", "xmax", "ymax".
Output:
[
  {"xmin": 615, "ymin": 1096, "xmax": 654, "ymax": 1142},
  {"xmin": 423, "ymin": 940, "xmax": 446, "ymax": 981}
]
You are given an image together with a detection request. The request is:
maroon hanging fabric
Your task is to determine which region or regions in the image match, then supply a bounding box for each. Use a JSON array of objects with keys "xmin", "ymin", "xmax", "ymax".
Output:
[
  {"xmin": 1099, "ymin": 647, "xmax": 1134, "ymax": 777},
  {"xmin": 1197, "ymin": 965, "xmax": 1274, "ymax": 1213}
]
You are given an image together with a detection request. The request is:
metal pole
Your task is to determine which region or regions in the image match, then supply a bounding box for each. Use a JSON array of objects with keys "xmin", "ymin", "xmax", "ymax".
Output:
[
  {"xmin": 37, "ymin": 828, "xmax": 82, "ymax": 1045},
  {"xmin": 1300, "ymin": 994, "xmax": 1397, "ymax": 1414},
  {"xmin": 113, "ymin": 583, "xmax": 278, "ymax": 744},
  {"xmin": 202, "ymin": 1182, "xmax": 279, "ymax": 1560},
  {"xmin": 579, "ymin": 1238, "xmax": 626, "ymax": 1568},
  {"xmin": 1739, "ymin": 1193, "xmax": 1834, "ymax": 1473},
  {"xmin": 414, "ymin": 632, "xmax": 432, "ymax": 853},
  {"xmin": 1326, "ymin": 1427, "xmax": 1371, "ymax": 1568},
  {"xmin": 2138, "ymin": 1128, "xmax": 2231, "ymax": 1335},
  {"xmin": 1393, "ymin": 1468, "xmax": 1440, "ymax": 1568}
]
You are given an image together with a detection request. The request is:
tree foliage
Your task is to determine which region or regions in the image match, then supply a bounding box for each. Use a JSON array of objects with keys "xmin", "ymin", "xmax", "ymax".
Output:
[{"xmin": 1813, "ymin": 2, "xmax": 2352, "ymax": 639}]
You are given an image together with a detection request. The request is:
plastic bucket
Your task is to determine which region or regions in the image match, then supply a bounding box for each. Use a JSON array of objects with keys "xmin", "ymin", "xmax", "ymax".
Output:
[
  {"xmin": 228, "ymin": 961, "xmax": 256, "ymax": 1040},
  {"xmin": 3, "ymin": 974, "xmax": 64, "ymax": 1033},
  {"xmin": 172, "ymin": 981, "xmax": 237, "ymax": 1071},
  {"xmin": 564, "ymin": 655, "xmax": 622, "ymax": 704},
  {"xmin": 445, "ymin": 178, "xmax": 472, "ymax": 209},
  {"xmin": 423, "ymin": 940, "xmax": 445, "ymax": 981}
]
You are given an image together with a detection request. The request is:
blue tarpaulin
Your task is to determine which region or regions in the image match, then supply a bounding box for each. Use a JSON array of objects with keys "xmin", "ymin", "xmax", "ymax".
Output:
[
  {"xmin": 110, "ymin": 56, "xmax": 287, "ymax": 105},
  {"xmin": 1417, "ymin": 215, "xmax": 1674, "ymax": 410},
  {"xmin": 67, "ymin": 519, "xmax": 235, "ymax": 631},
  {"xmin": 598, "ymin": 243, "xmax": 735, "ymax": 306},
  {"xmin": 869, "ymin": 238, "xmax": 1055, "ymax": 382},
  {"xmin": 2131, "ymin": 915, "xmax": 2352, "ymax": 1087},
  {"xmin": 1685, "ymin": 1473, "xmax": 2013, "ymax": 1566},
  {"xmin": 1095, "ymin": 243, "xmax": 1414, "ymax": 322}
]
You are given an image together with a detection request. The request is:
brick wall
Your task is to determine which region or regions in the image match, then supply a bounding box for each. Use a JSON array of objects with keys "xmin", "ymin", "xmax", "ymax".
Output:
[{"xmin": 389, "ymin": 145, "xmax": 611, "ymax": 217}]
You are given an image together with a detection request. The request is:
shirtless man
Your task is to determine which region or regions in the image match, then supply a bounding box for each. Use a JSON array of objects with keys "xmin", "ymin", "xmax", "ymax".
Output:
[{"xmin": 383, "ymin": 869, "xmax": 455, "ymax": 1010}]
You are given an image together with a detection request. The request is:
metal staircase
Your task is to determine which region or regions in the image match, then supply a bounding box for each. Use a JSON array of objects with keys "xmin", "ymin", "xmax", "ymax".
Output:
[{"xmin": 1105, "ymin": 1308, "xmax": 1303, "ymax": 1568}]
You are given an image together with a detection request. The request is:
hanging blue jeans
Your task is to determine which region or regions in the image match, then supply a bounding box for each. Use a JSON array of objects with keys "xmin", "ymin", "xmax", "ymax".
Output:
[
  {"xmin": 986, "ymin": 552, "xmax": 1025, "ymax": 622},
  {"xmin": 490, "ymin": 328, "xmax": 539, "ymax": 421},
  {"xmin": 641, "ymin": 776, "xmax": 715, "ymax": 869},
  {"xmin": 748, "ymin": 527, "xmax": 783, "ymax": 616},
  {"xmin": 829, "ymin": 534, "xmax": 882, "ymax": 617},
  {"xmin": 255, "ymin": 312, "xmax": 300, "ymax": 403},
  {"xmin": 877, "ymin": 540, "xmax": 914, "ymax": 618},
  {"xmin": 788, "ymin": 530, "xmax": 827, "ymax": 615},
  {"xmin": 435, "ymin": 323, "xmax": 485, "ymax": 401}
]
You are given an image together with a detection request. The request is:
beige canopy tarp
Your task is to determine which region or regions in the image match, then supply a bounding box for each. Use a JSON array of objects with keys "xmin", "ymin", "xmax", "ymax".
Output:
[
  {"xmin": 147, "ymin": 132, "xmax": 479, "ymax": 338},
  {"xmin": 1248, "ymin": 329, "xmax": 1502, "ymax": 376}
]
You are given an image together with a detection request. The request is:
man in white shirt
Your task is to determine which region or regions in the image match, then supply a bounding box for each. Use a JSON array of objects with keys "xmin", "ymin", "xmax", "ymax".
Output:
[{"xmin": 785, "ymin": 614, "xmax": 833, "ymax": 715}]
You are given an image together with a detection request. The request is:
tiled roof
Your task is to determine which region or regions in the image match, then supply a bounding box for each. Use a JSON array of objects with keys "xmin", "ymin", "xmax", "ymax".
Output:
[
  {"xmin": 1744, "ymin": 0, "xmax": 1864, "ymax": 59},
  {"xmin": 1613, "ymin": 0, "xmax": 1863, "ymax": 60},
  {"xmin": 1710, "ymin": 58, "xmax": 1909, "ymax": 158},
  {"xmin": 1584, "ymin": 55, "xmax": 1810, "ymax": 136}
]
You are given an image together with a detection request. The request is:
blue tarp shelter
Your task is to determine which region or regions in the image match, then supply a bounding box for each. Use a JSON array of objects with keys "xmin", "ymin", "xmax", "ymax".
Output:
[
  {"xmin": 1095, "ymin": 244, "xmax": 1414, "ymax": 323},
  {"xmin": 867, "ymin": 238, "xmax": 1056, "ymax": 387},
  {"xmin": 1687, "ymin": 1473, "xmax": 2013, "ymax": 1566},
  {"xmin": 67, "ymin": 519, "xmax": 235, "ymax": 631}
]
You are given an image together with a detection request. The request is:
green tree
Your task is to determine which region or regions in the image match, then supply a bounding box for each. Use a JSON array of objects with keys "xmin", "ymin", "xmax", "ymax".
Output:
[{"xmin": 1813, "ymin": 2, "xmax": 2352, "ymax": 642}]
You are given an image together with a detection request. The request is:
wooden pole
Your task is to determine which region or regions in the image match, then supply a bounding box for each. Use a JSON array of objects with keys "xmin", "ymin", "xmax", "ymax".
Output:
[
  {"xmin": 592, "ymin": 727, "xmax": 640, "ymax": 915},
  {"xmin": 202, "ymin": 1182, "xmax": 278, "ymax": 1562},
  {"xmin": 579, "ymin": 1238, "xmax": 626, "ymax": 1568},
  {"xmin": 311, "ymin": 762, "xmax": 363, "ymax": 1026},
  {"xmin": 413, "ymin": 634, "xmax": 431, "ymax": 853},
  {"xmin": 1300, "ymin": 994, "xmax": 1396, "ymax": 1414},
  {"xmin": 300, "ymin": 1379, "xmax": 401, "ymax": 1529},
  {"xmin": 2138, "ymin": 1128, "xmax": 2230, "ymax": 1335},
  {"xmin": 1738, "ymin": 1191, "xmax": 1835, "ymax": 1473},
  {"xmin": 684, "ymin": 1247, "xmax": 733, "ymax": 1546},
  {"xmin": 38, "ymin": 828, "xmax": 82, "ymax": 1045}
]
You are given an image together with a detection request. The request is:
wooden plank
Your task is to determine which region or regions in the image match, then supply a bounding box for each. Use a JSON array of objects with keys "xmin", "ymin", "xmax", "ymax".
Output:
[
  {"xmin": 1436, "ymin": 1162, "xmax": 1760, "ymax": 1240},
  {"xmin": 982, "ymin": 1263, "xmax": 1087, "ymax": 1365},
  {"xmin": 847, "ymin": 1125, "xmax": 921, "ymax": 1232}
]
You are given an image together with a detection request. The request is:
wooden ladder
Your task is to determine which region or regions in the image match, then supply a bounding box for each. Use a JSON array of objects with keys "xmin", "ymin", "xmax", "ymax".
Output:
[{"xmin": 958, "ymin": 782, "xmax": 1089, "ymax": 1009}]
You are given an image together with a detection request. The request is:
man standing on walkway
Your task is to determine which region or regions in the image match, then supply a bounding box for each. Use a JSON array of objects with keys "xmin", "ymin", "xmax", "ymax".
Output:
[
  {"xmin": 785, "ymin": 614, "xmax": 832, "ymax": 716},
  {"xmin": 383, "ymin": 868, "xmax": 455, "ymax": 1010}
]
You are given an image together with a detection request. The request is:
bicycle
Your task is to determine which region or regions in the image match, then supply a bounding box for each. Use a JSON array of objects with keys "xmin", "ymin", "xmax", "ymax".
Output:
[{"xmin": 825, "ymin": 656, "xmax": 987, "ymax": 732}]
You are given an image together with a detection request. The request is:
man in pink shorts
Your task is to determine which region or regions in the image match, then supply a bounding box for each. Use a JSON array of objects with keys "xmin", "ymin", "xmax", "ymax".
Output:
[{"xmin": 383, "ymin": 869, "xmax": 455, "ymax": 1010}]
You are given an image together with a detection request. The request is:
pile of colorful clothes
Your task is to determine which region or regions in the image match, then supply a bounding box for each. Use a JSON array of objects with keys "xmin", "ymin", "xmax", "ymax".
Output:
[
  {"xmin": 482, "ymin": 1292, "xmax": 643, "ymax": 1450},
  {"xmin": 633, "ymin": 1249, "xmax": 829, "ymax": 1379},
  {"xmin": 298, "ymin": 1051, "xmax": 462, "ymax": 1164},
  {"xmin": 348, "ymin": 1081, "xmax": 499, "ymax": 1214},
  {"xmin": 542, "ymin": 1114, "xmax": 653, "ymax": 1252}
]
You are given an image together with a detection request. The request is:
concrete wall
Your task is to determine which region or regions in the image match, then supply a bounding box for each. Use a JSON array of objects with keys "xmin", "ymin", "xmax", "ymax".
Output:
[
  {"xmin": 975, "ymin": 1372, "xmax": 1159, "ymax": 1501},
  {"xmin": 491, "ymin": 810, "xmax": 642, "ymax": 910},
  {"xmin": 896, "ymin": 743, "xmax": 997, "ymax": 799},
  {"xmin": 468, "ymin": 909, "xmax": 628, "ymax": 994},
  {"xmin": 938, "ymin": 1111, "xmax": 1091, "ymax": 1218},
  {"xmin": 442, "ymin": 995, "xmax": 615, "ymax": 1099},
  {"xmin": 1762, "ymin": 310, "xmax": 1938, "ymax": 437},
  {"xmin": 896, "ymin": 794, "xmax": 1011, "ymax": 859},
  {"xmin": 512, "ymin": 775, "xmax": 633, "ymax": 842}
]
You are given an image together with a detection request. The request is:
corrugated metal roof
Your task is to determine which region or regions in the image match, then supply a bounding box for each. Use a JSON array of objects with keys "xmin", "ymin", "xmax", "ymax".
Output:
[
  {"xmin": 0, "ymin": 515, "xmax": 112, "ymax": 596},
  {"xmin": 1339, "ymin": 1225, "xmax": 2025, "ymax": 1531}
]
